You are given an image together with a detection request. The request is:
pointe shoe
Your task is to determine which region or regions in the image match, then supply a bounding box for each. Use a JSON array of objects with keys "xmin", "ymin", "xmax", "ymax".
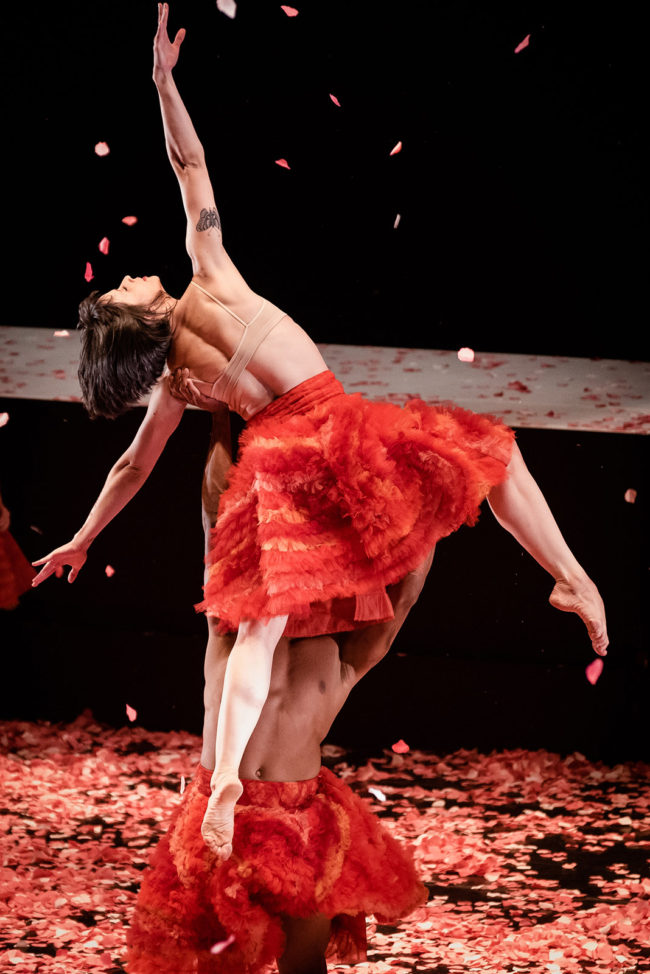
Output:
[
  {"xmin": 549, "ymin": 576, "xmax": 609, "ymax": 656},
  {"xmin": 201, "ymin": 773, "xmax": 243, "ymax": 861}
]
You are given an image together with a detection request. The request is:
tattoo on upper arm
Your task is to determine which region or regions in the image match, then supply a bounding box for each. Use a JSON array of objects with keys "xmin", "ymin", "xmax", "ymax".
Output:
[{"xmin": 196, "ymin": 207, "xmax": 222, "ymax": 232}]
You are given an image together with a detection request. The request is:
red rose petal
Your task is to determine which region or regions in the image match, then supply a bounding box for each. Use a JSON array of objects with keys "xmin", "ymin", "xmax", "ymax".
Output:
[
  {"xmin": 392, "ymin": 739, "xmax": 410, "ymax": 753},
  {"xmin": 105, "ymin": 564, "xmax": 115, "ymax": 577},
  {"xmin": 216, "ymin": 0, "xmax": 237, "ymax": 17},
  {"xmin": 98, "ymin": 237, "xmax": 110, "ymax": 255},
  {"xmin": 515, "ymin": 34, "xmax": 531, "ymax": 53},
  {"xmin": 280, "ymin": 5, "xmax": 299, "ymax": 15},
  {"xmin": 458, "ymin": 347, "xmax": 475, "ymax": 363},
  {"xmin": 394, "ymin": 213, "xmax": 401, "ymax": 228},
  {"xmin": 329, "ymin": 93, "xmax": 341, "ymax": 107},
  {"xmin": 126, "ymin": 703, "xmax": 137, "ymax": 722},
  {"xmin": 84, "ymin": 262, "xmax": 94, "ymax": 283},
  {"xmin": 368, "ymin": 786, "xmax": 387, "ymax": 802},
  {"xmin": 390, "ymin": 141, "xmax": 403, "ymax": 156},
  {"xmin": 275, "ymin": 158, "xmax": 291, "ymax": 169},
  {"xmin": 122, "ymin": 215, "xmax": 138, "ymax": 226},
  {"xmin": 94, "ymin": 142, "xmax": 110, "ymax": 157},
  {"xmin": 585, "ymin": 658, "xmax": 604, "ymax": 685},
  {"xmin": 0, "ymin": 412, "xmax": 9, "ymax": 427},
  {"xmin": 210, "ymin": 933, "xmax": 236, "ymax": 955},
  {"xmin": 624, "ymin": 489, "xmax": 637, "ymax": 504}
]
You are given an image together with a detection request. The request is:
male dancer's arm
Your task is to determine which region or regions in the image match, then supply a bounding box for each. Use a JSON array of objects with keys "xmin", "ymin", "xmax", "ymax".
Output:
[{"xmin": 338, "ymin": 548, "xmax": 436, "ymax": 684}]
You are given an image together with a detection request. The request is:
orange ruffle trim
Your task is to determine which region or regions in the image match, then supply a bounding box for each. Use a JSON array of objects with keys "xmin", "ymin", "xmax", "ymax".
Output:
[
  {"xmin": 0, "ymin": 530, "xmax": 34, "ymax": 610},
  {"xmin": 198, "ymin": 369, "xmax": 515, "ymax": 637},
  {"xmin": 125, "ymin": 764, "xmax": 426, "ymax": 974}
]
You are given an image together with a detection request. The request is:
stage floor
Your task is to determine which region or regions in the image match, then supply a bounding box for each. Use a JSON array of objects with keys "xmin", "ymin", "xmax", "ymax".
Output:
[
  {"xmin": 1, "ymin": 326, "xmax": 649, "ymax": 434},
  {"xmin": 1, "ymin": 714, "xmax": 648, "ymax": 973}
]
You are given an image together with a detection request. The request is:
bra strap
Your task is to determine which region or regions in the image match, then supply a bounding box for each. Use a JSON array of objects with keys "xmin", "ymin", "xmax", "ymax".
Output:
[
  {"xmin": 219, "ymin": 309, "xmax": 288, "ymax": 401},
  {"xmin": 190, "ymin": 279, "xmax": 251, "ymax": 328}
]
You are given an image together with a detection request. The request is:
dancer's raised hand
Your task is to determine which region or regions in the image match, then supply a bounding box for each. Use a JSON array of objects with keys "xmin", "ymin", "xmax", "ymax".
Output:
[
  {"xmin": 32, "ymin": 541, "xmax": 87, "ymax": 586},
  {"xmin": 153, "ymin": 2, "xmax": 186, "ymax": 78}
]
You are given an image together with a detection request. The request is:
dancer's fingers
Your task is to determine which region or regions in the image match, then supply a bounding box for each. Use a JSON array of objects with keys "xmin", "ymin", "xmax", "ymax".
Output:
[{"xmin": 31, "ymin": 561, "xmax": 56, "ymax": 586}]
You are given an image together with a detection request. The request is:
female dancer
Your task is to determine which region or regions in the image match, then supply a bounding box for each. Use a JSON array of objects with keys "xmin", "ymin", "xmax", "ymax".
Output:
[{"xmin": 33, "ymin": 3, "xmax": 608, "ymax": 862}]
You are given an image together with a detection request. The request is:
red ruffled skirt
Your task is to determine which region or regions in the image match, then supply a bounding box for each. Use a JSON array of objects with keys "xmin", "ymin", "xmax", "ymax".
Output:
[
  {"xmin": 125, "ymin": 764, "xmax": 426, "ymax": 974},
  {"xmin": 198, "ymin": 369, "xmax": 515, "ymax": 637},
  {"xmin": 0, "ymin": 530, "xmax": 34, "ymax": 610}
]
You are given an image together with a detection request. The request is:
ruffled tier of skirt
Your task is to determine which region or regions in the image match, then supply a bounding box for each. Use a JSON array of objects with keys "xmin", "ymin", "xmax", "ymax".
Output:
[
  {"xmin": 125, "ymin": 764, "xmax": 426, "ymax": 973},
  {"xmin": 0, "ymin": 530, "xmax": 34, "ymax": 610},
  {"xmin": 198, "ymin": 369, "xmax": 515, "ymax": 637}
]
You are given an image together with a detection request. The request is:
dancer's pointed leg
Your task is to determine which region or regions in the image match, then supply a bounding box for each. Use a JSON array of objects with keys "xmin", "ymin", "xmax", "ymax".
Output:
[
  {"xmin": 488, "ymin": 443, "xmax": 608, "ymax": 655},
  {"xmin": 201, "ymin": 613, "xmax": 288, "ymax": 859}
]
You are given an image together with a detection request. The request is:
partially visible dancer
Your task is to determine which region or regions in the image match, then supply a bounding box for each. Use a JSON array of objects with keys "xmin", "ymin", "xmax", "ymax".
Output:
[
  {"xmin": 33, "ymin": 3, "xmax": 609, "ymax": 862},
  {"xmin": 125, "ymin": 407, "xmax": 431, "ymax": 974},
  {"xmin": 0, "ymin": 488, "xmax": 34, "ymax": 610}
]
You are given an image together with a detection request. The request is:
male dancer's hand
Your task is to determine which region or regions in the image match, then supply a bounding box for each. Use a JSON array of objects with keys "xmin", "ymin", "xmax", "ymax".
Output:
[
  {"xmin": 153, "ymin": 3, "xmax": 186, "ymax": 80},
  {"xmin": 168, "ymin": 368, "xmax": 222, "ymax": 411}
]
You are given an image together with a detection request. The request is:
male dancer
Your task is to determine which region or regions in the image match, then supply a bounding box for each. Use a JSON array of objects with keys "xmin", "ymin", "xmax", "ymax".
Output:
[{"xmin": 125, "ymin": 404, "xmax": 431, "ymax": 974}]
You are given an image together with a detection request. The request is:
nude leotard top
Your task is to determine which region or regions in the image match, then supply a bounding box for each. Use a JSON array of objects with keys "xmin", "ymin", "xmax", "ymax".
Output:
[{"xmin": 186, "ymin": 280, "xmax": 288, "ymax": 420}]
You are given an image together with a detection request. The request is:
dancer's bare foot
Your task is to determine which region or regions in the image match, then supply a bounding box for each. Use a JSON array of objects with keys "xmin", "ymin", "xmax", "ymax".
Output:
[
  {"xmin": 549, "ymin": 573, "xmax": 609, "ymax": 656},
  {"xmin": 201, "ymin": 771, "xmax": 243, "ymax": 861}
]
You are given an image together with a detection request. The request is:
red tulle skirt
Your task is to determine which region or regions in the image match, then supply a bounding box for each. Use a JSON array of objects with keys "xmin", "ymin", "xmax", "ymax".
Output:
[
  {"xmin": 125, "ymin": 764, "xmax": 426, "ymax": 974},
  {"xmin": 198, "ymin": 370, "xmax": 515, "ymax": 637},
  {"xmin": 0, "ymin": 530, "xmax": 34, "ymax": 609}
]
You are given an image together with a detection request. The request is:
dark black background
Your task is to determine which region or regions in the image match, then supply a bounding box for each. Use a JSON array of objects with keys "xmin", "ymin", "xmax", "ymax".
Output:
[
  {"xmin": 2, "ymin": 0, "xmax": 646, "ymax": 357},
  {"xmin": 1, "ymin": 1, "xmax": 647, "ymax": 759}
]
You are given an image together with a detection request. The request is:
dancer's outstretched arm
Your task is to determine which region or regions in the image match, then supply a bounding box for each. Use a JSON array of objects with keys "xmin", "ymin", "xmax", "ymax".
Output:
[
  {"xmin": 153, "ymin": 3, "xmax": 243, "ymax": 282},
  {"xmin": 32, "ymin": 379, "xmax": 185, "ymax": 585}
]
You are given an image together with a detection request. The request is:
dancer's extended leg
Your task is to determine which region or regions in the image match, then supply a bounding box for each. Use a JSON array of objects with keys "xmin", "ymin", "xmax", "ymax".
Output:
[
  {"xmin": 201, "ymin": 613, "xmax": 288, "ymax": 860},
  {"xmin": 488, "ymin": 443, "xmax": 608, "ymax": 655}
]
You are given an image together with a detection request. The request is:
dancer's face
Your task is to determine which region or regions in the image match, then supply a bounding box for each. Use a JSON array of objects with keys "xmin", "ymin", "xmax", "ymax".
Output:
[{"xmin": 101, "ymin": 275, "xmax": 164, "ymax": 306}]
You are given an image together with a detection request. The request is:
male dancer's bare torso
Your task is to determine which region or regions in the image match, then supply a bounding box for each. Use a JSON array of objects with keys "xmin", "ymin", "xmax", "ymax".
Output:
[{"xmin": 200, "ymin": 631, "xmax": 369, "ymax": 781}]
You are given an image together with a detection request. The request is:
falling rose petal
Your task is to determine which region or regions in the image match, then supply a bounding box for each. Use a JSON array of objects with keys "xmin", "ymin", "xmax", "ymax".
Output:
[
  {"xmin": 392, "ymin": 739, "xmax": 410, "ymax": 754},
  {"xmin": 624, "ymin": 488, "xmax": 637, "ymax": 504},
  {"xmin": 126, "ymin": 703, "xmax": 137, "ymax": 722},
  {"xmin": 84, "ymin": 262, "xmax": 94, "ymax": 283},
  {"xmin": 458, "ymin": 347, "xmax": 475, "ymax": 363},
  {"xmin": 329, "ymin": 93, "xmax": 341, "ymax": 107},
  {"xmin": 216, "ymin": 0, "xmax": 237, "ymax": 17},
  {"xmin": 105, "ymin": 564, "xmax": 115, "ymax": 578},
  {"xmin": 585, "ymin": 658, "xmax": 604, "ymax": 685},
  {"xmin": 368, "ymin": 786, "xmax": 387, "ymax": 802},
  {"xmin": 275, "ymin": 158, "xmax": 291, "ymax": 169},
  {"xmin": 122, "ymin": 215, "xmax": 138, "ymax": 226},
  {"xmin": 180, "ymin": 775, "xmax": 186, "ymax": 794},
  {"xmin": 210, "ymin": 933, "xmax": 236, "ymax": 955},
  {"xmin": 280, "ymin": 5, "xmax": 299, "ymax": 16},
  {"xmin": 515, "ymin": 34, "xmax": 531, "ymax": 53},
  {"xmin": 0, "ymin": 412, "xmax": 9, "ymax": 427},
  {"xmin": 53, "ymin": 330, "xmax": 70, "ymax": 338},
  {"xmin": 394, "ymin": 213, "xmax": 401, "ymax": 229},
  {"xmin": 30, "ymin": 525, "xmax": 43, "ymax": 534},
  {"xmin": 98, "ymin": 237, "xmax": 110, "ymax": 255},
  {"xmin": 390, "ymin": 141, "xmax": 403, "ymax": 156},
  {"xmin": 94, "ymin": 142, "xmax": 110, "ymax": 157}
]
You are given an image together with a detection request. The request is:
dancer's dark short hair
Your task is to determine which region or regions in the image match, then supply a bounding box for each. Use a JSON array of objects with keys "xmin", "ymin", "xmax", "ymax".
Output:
[{"xmin": 77, "ymin": 291, "xmax": 173, "ymax": 419}]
